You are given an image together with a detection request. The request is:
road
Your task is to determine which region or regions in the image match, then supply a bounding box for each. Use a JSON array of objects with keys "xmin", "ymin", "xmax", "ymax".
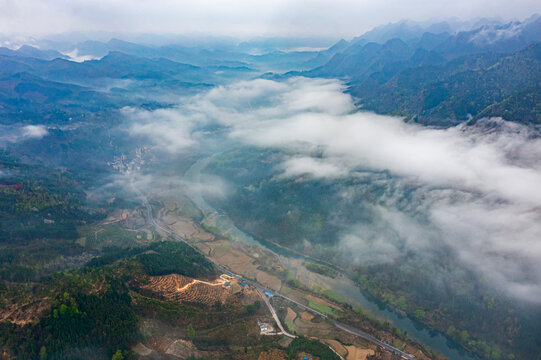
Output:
[
  {"xmin": 134, "ymin": 186, "xmax": 414, "ymax": 360},
  {"xmin": 256, "ymin": 288, "xmax": 296, "ymax": 338}
]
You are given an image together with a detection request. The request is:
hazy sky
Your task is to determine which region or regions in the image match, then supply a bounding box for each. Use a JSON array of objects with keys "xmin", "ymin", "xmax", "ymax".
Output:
[{"xmin": 1, "ymin": 0, "xmax": 540, "ymax": 37}]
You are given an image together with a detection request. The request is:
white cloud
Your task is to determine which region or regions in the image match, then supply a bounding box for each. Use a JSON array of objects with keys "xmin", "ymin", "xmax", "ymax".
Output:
[
  {"xmin": 279, "ymin": 156, "xmax": 350, "ymax": 179},
  {"xmin": 21, "ymin": 125, "xmax": 48, "ymax": 139},
  {"xmin": 127, "ymin": 77, "xmax": 541, "ymax": 303},
  {"xmin": 0, "ymin": 124, "xmax": 48, "ymax": 143},
  {"xmin": 0, "ymin": 0, "xmax": 539, "ymax": 37},
  {"xmin": 64, "ymin": 49, "xmax": 101, "ymax": 62},
  {"xmin": 125, "ymin": 107, "xmax": 196, "ymax": 153}
]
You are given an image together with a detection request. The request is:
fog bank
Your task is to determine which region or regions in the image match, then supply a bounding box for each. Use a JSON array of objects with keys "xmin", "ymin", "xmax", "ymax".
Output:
[{"xmin": 126, "ymin": 77, "xmax": 541, "ymax": 303}]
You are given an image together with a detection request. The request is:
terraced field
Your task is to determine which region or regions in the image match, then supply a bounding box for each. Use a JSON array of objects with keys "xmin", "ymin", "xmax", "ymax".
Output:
[{"xmin": 142, "ymin": 274, "xmax": 232, "ymax": 305}]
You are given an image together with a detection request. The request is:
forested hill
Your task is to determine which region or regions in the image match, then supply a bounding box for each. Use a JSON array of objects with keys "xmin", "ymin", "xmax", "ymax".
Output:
[
  {"xmin": 286, "ymin": 16, "xmax": 541, "ymax": 126},
  {"xmin": 350, "ymin": 43, "xmax": 541, "ymax": 125}
]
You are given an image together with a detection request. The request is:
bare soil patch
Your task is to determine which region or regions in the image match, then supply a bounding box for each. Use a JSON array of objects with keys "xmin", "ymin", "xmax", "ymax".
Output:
[
  {"xmin": 345, "ymin": 345, "xmax": 375, "ymax": 360},
  {"xmin": 141, "ymin": 274, "xmax": 231, "ymax": 305},
  {"xmin": 300, "ymin": 311, "xmax": 315, "ymax": 322},
  {"xmin": 292, "ymin": 313, "xmax": 334, "ymax": 338},
  {"xmin": 212, "ymin": 247, "xmax": 260, "ymax": 278},
  {"xmin": 285, "ymin": 307, "xmax": 297, "ymax": 323},
  {"xmin": 132, "ymin": 343, "xmax": 152, "ymax": 356},
  {"xmin": 256, "ymin": 272, "xmax": 282, "ymax": 291},
  {"xmin": 0, "ymin": 298, "xmax": 50, "ymax": 325},
  {"xmin": 162, "ymin": 214, "xmax": 213, "ymax": 241},
  {"xmin": 322, "ymin": 339, "xmax": 348, "ymax": 358},
  {"xmin": 258, "ymin": 348, "xmax": 288, "ymax": 360}
]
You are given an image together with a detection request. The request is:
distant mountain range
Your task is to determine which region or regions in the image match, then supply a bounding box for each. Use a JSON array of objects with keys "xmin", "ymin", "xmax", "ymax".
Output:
[
  {"xmin": 0, "ymin": 15, "xmax": 539, "ymax": 126},
  {"xmin": 0, "ymin": 49, "xmax": 253, "ymax": 124},
  {"xmin": 285, "ymin": 15, "xmax": 541, "ymax": 125}
]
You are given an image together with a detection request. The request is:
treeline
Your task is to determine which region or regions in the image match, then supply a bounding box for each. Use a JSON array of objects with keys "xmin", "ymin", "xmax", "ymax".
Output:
[
  {"xmin": 0, "ymin": 155, "xmax": 106, "ymax": 247},
  {"xmin": 0, "ymin": 281, "xmax": 138, "ymax": 359},
  {"xmin": 353, "ymin": 269, "xmax": 522, "ymax": 360},
  {"xmin": 287, "ymin": 337, "xmax": 340, "ymax": 360},
  {"xmin": 203, "ymin": 148, "xmax": 538, "ymax": 359},
  {"xmin": 85, "ymin": 240, "xmax": 216, "ymax": 278},
  {"xmin": 136, "ymin": 241, "xmax": 216, "ymax": 277},
  {"xmin": 343, "ymin": 42, "xmax": 541, "ymax": 125},
  {"xmin": 303, "ymin": 262, "xmax": 338, "ymax": 278}
]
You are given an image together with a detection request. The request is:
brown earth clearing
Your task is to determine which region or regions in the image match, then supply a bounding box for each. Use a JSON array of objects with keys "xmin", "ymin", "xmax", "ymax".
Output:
[
  {"xmin": 301, "ymin": 311, "xmax": 315, "ymax": 322},
  {"xmin": 322, "ymin": 339, "xmax": 348, "ymax": 357},
  {"xmin": 256, "ymin": 271, "xmax": 282, "ymax": 291},
  {"xmin": 140, "ymin": 273, "xmax": 244, "ymax": 306},
  {"xmin": 0, "ymin": 298, "xmax": 50, "ymax": 325},
  {"xmin": 258, "ymin": 348, "xmax": 288, "ymax": 360},
  {"xmin": 285, "ymin": 307, "xmax": 297, "ymax": 323},
  {"xmin": 345, "ymin": 345, "xmax": 375, "ymax": 360}
]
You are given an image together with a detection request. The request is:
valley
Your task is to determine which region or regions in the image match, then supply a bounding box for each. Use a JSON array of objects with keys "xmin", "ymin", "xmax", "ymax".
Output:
[
  {"xmin": 140, "ymin": 155, "xmax": 481, "ymax": 360},
  {"xmin": 0, "ymin": 8, "xmax": 540, "ymax": 360},
  {"xmin": 139, "ymin": 186, "xmax": 431, "ymax": 360}
]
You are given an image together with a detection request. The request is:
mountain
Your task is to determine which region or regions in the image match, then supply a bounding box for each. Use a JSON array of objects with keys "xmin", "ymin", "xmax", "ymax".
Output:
[
  {"xmin": 0, "ymin": 19, "xmax": 540, "ymax": 360},
  {"xmin": 351, "ymin": 17, "xmax": 505, "ymax": 45},
  {"xmin": 299, "ymin": 38, "xmax": 352, "ymax": 69},
  {"xmin": 353, "ymin": 20, "xmax": 428, "ymax": 44},
  {"xmin": 0, "ymin": 45, "xmax": 66, "ymax": 60},
  {"xmin": 435, "ymin": 15, "xmax": 541, "ymax": 56},
  {"xmin": 351, "ymin": 43, "xmax": 541, "ymax": 124},
  {"xmin": 66, "ymin": 38, "xmax": 332, "ymax": 71},
  {"xmin": 309, "ymin": 16, "xmax": 541, "ymax": 79},
  {"xmin": 475, "ymin": 86, "xmax": 541, "ymax": 123},
  {"xmin": 409, "ymin": 32, "xmax": 451, "ymax": 50},
  {"xmin": 0, "ymin": 51, "xmax": 256, "ymax": 86},
  {"xmin": 72, "ymin": 38, "xmax": 157, "ymax": 58},
  {"xmin": 297, "ymin": 38, "xmax": 416, "ymax": 80},
  {"xmin": 0, "ymin": 72, "xmax": 112, "ymax": 122},
  {"xmin": 287, "ymin": 16, "xmax": 541, "ymax": 125}
]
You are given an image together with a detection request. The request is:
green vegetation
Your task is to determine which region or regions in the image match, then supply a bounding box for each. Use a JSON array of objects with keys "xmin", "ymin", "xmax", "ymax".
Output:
[
  {"xmin": 287, "ymin": 336, "xmax": 340, "ymax": 360},
  {"xmin": 0, "ymin": 278, "xmax": 138, "ymax": 359},
  {"xmin": 187, "ymin": 324, "xmax": 196, "ymax": 339},
  {"xmin": 303, "ymin": 262, "xmax": 338, "ymax": 278},
  {"xmin": 111, "ymin": 350, "xmax": 125, "ymax": 360},
  {"xmin": 43, "ymin": 285, "xmax": 138, "ymax": 356},
  {"xmin": 475, "ymin": 86, "xmax": 541, "ymax": 124},
  {"xmin": 350, "ymin": 43, "xmax": 541, "ymax": 125},
  {"xmin": 1, "ymin": 29, "xmax": 540, "ymax": 360},
  {"xmin": 311, "ymin": 286, "xmax": 342, "ymax": 303},
  {"xmin": 353, "ymin": 271, "xmax": 524, "ymax": 360},
  {"xmin": 245, "ymin": 300, "xmax": 261, "ymax": 315},
  {"xmin": 136, "ymin": 241, "xmax": 216, "ymax": 277},
  {"xmin": 78, "ymin": 223, "xmax": 151, "ymax": 250},
  {"xmin": 285, "ymin": 320, "xmax": 296, "ymax": 333},
  {"xmin": 0, "ymin": 155, "xmax": 110, "ymax": 282},
  {"xmin": 204, "ymin": 147, "xmax": 539, "ymax": 360},
  {"xmin": 304, "ymin": 297, "xmax": 342, "ymax": 318},
  {"xmin": 0, "ymin": 157, "xmax": 105, "ymax": 247}
]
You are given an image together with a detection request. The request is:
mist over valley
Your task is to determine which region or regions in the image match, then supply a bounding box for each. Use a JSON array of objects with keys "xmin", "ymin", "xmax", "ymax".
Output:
[{"xmin": 0, "ymin": 5, "xmax": 540, "ymax": 360}]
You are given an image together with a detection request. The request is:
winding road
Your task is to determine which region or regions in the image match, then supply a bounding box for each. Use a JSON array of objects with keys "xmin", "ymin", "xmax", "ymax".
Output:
[{"xmin": 134, "ymin": 185, "xmax": 414, "ymax": 360}]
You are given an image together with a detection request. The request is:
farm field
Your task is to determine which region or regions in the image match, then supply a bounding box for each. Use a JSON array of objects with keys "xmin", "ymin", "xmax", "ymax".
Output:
[
  {"xmin": 147, "ymin": 196, "xmax": 435, "ymax": 360},
  {"xmin": 141, "ymin": 273, "xmax": 244, "ymax": 306}
]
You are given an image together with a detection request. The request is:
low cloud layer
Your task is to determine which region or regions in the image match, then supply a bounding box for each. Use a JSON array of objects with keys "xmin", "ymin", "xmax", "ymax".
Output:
[
  {"xmin": 0, "ymin": 125, "xmax": 49, "ymax": 143},
  {"xmin": 126, "ymin": 77, "xmax": 541, "ymax": 303}
]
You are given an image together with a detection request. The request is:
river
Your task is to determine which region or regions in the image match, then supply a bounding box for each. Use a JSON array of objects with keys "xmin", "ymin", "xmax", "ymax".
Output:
[{"xmin": 183, "ymin": 156, "xmax": 479, "ymax": 360}]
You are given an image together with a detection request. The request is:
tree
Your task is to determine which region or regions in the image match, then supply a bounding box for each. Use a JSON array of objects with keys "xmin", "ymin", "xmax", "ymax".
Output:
[
  {"xmin": 111, "ymin": 349, "xmax": 124, "ymax": 360},
  {"xmin": 187, "ymin": 324, "xmax": 196, "ymax": 339},
  {"xmin": 39, "ymin": 346, "xmax": 47, "ymax": 360},
  {"xmin": 459, "ymin": 330, "xmax": 470, "ymax": 343}
]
